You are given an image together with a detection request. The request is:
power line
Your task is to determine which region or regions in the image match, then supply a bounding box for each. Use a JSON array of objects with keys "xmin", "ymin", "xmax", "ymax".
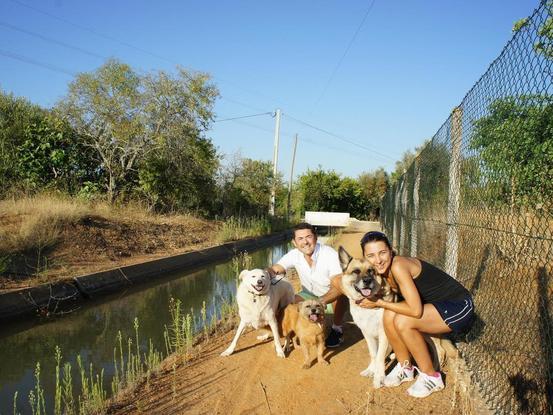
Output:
[
  {"xmin": 215, "ymin": 112, "xmax": 273, "ymax": 122},
  {"xmin": 282, "ymin": 113, "xmax": 396, "ymax": 161},
  {"xmin": 9, "ymin": 0, "xmax": 176, "ymax": 66},
  {"xmin": 0, "ymin": 21, "xmax": 106, "ymax": 60},
  {"xmin": 299, "ymin": 135, "xmax": 384, "ymax": 163},
  {"xmin": 9, "ymin": 0, "xmax": 290, "ymax": 111},
  {"xmin": 217, "ymin": 96, "xmax": 270, "ymax": 113},
  {"xmin": 0, "ymin": 48, "xmax": 75, "ymax": 77},
  {"xmin": 313, "ymin": 0, "xmax": 376, "ymax": 108},
  {"xmin": 222, "ymin": 117, "xmax": 392, "ymax": 165}
]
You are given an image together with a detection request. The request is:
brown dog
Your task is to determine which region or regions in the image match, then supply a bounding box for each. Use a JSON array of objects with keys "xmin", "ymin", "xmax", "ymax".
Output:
[{"xmin": 281, "ymin": 299, "xmax": 328, "ymax": 369}]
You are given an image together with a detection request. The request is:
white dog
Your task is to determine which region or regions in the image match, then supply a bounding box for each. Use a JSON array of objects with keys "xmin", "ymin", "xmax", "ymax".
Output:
[
  {"xmin": 338, "ymin": 247, "xmax": 396, "ymax": 388},
  {"xmin": 220, "ymin": 268, "xmax": 295, "ymax": 358}
]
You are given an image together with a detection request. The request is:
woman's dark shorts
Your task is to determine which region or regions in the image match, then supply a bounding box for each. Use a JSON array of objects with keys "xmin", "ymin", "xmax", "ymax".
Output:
[{"xmin": 433, "ymin": 296, "xmax": 475, "ymax": 334}]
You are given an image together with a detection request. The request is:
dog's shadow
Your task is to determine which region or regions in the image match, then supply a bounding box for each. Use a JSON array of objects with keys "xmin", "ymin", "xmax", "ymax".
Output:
[{"xmin": 226, "ymin": 335, "xmax": 275, "ymax": 356}]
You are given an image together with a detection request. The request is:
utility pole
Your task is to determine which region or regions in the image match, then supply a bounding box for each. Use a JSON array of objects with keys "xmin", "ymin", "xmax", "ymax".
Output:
[
  {"xmin": 287, "ymin": 134, "xmax": 298, "ymax": 221},
  {"xmin": 269, "ymin": 108, "xmax": 281, "ymax": 216}
]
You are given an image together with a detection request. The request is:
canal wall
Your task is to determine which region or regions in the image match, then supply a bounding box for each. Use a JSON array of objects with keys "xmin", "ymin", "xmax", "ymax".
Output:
[{"xmin": 0, "ymin": 231, "xmax": 291, "ymax": 324}]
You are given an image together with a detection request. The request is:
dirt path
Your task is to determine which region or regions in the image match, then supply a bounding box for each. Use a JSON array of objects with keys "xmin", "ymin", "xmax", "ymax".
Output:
[{"xmin": 108, "ymin": 226, "xmax": 465, "ymax": 415}]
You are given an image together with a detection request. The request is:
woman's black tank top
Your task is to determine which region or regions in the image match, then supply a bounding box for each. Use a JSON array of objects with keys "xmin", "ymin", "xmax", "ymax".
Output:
[{"xmin": 412, "ymin": 260, "xmax": 469, "ymax": 303}]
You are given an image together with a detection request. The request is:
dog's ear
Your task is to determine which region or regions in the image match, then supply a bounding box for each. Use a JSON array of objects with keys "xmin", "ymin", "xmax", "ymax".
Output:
[
  {"xmin": 238, "ymin": 269, "xmax": 250, "ymax": 280},
  {"xmin": 338, "ymin": 246, "xmax": 352, "ymax": 271}
]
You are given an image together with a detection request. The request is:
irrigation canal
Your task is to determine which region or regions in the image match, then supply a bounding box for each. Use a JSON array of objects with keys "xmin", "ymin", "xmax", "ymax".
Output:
[{"xmin": 0, "ymin": 241, "xmax": 291, "ymax": 413}]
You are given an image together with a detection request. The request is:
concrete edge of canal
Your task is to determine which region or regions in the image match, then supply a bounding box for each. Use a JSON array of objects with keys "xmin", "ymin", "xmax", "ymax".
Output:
[{"xmin": 0, "ymin": 231, "xmax": 292, "ymax": 325}]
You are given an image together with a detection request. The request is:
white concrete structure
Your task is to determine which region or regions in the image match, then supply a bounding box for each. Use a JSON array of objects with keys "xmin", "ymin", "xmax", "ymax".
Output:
[{"xmin": 304, "ymin": 211, "xmax": 350, "ymax": 227}]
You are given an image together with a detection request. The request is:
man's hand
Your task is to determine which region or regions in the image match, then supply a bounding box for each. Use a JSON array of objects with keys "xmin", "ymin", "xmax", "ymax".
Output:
[
  {"xmin": 355, "ymin": 298, "xmax": 380, "ymax": 309},
  {"xmin": 265, "ymin": 267, "xmax": 276, "ymax": 278}
]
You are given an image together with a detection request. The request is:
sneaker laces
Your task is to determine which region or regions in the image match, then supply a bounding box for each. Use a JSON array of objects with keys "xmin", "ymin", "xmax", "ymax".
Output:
[{"xmin": 411, "ymin": 366, "xmax": 441, "ymax": 391}]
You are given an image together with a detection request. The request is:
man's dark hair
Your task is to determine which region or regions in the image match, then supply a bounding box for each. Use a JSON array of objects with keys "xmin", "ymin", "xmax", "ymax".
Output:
[{"xmin": 293, "ymin": 222, "xmax": 317, "ymax": 238}]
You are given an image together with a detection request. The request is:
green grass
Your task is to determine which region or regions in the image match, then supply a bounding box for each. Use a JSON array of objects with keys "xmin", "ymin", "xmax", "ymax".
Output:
[{"xmin": 217, "ymin": 216, "xmax": 291, "ymax": 243}]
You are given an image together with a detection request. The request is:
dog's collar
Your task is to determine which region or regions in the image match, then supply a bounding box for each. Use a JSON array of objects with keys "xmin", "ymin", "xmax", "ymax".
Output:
[{"xmin": 247, "ymin": 289, "xmax": 268, "ymax": 302}]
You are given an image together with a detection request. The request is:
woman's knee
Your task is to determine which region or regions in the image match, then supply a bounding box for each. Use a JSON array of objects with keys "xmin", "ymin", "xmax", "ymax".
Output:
[
  {"xmin": 383, "ymin": 309, "xmax": 396, "ymax": 328},
  {"xmin": 393, "ymin": 314, "xmax": 415, "ymax": 332}
]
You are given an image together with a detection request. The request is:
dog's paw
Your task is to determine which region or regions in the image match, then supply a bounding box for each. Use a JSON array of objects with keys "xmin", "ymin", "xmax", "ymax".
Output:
[
  {"xmin": 373, "ymin": 375, "xmax": 384, "ymax": 389},
  {"xmin": 318, "ymin": 359, "xmax": 329, "ymax": 366},
  {"xmin": 276, "ymin": 349, "xmax": 286, "ymax": 358},
  {"xmin": 302, "ymin": 363, "xmax": 311, "ymax": 369},
  {"xmin": 220, "ymin": 348, "xmax": 233, "ymax": 357},
  {"xmin": 360, "ymin": 367, "xmax": 374, "ymax": 377},
  {"xmin": 256, "ymin": 333, "xmax": 270, "ymax": 341}
]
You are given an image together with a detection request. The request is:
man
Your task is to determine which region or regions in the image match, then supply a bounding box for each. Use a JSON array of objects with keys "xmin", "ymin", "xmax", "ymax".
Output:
[{"xmin": 266, "ymin": 222, "xmax": 347, "ymax": 347}]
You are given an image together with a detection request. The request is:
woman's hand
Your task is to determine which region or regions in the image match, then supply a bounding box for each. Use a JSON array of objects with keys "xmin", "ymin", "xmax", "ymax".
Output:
[{"xmin": 355, "ymin": 298, "xmax": 380, "ymax": 309}]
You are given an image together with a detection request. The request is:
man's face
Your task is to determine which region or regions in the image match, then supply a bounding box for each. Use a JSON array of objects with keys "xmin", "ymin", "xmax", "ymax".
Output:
[{"xmin": 292, "ymin": 228, "xmax": 317, "ymax": 256}]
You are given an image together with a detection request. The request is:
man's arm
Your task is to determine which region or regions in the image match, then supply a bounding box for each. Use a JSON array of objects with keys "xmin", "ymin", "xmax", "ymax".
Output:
[
  {"xmin": 266, "ymin": 264, "xmax": 286, "ymax": 278},
  {"xmin": 319, "ymin": 274, "xmax": 343, "ymax": 304}
]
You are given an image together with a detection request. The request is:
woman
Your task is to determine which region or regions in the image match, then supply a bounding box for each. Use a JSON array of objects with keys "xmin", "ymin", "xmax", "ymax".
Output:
[{"xmin": 323, "ymin": 231, "xmax": 474, "ymax": 398}]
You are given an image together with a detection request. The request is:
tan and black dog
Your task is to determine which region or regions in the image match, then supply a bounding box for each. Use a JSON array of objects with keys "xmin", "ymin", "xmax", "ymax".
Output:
[
  {"xmin": 339, "ymin": 246, "xmax": 397, "ymax": 388},
  {"xmin": 281, "ymin": 299, "xmax": 328, "ymax": 369}
]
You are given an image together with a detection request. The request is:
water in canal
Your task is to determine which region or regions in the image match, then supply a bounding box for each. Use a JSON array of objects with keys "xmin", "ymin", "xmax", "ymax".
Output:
[{"xmin": 0, "ymin": 241, "xmax": 290, "ymax": 413}]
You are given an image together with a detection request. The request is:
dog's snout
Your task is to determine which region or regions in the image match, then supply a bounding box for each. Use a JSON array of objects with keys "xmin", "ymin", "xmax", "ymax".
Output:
[
  {"xmin": 311, "ymin": 308, "xmax": 318, "ymax": 314},
  {"xmin": 256, "ymin": 279, "xmax": 263, "ymax": 285},
  {"xmin": 362, "ymin": 277, "xmax": 372, "ymax": 284}
]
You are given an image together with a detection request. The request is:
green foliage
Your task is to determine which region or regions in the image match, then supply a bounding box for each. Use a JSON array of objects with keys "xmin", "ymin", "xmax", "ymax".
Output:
[
  {"xmin": 217, "ymin": 155, "xmax": 285, "ymax": 217},
  {"xmin": 138, "ymin": 68, "xmax": 219, "ymax": 213},
  {"xmin": 470, "ymin": 95, "xmax": 553, "ymax": 208},
  {"xmin": 139, "ymin": 134, "xmax": 219, "ymax": 214},
  {"xmin": 0, "ymin": 91, "xmax": 47, "ymax": 195},
  {"xmin": 217, "ymin": 215, "xmax": 290, "ymax": 242},
  {"xmin": 358, "ymin": 168, "xmax": 389, "ymax": 219},
  {"xmin": 57, "ymin": 60, "xmax": 220, "ymax": 205},
  {"xmin": 16, "ymin": 116, "xmax": 99, "ymax": 192},
  {"xmin": 534, "ymin": 1, "xmax": 553, "ymax": 59},
  {"xmin": 512, "ymin": 18, "xmax": 529, "ymax": 33},
  {"xmin": 295, "ymin": 167, "xmax": 373, "ymax": 219}
]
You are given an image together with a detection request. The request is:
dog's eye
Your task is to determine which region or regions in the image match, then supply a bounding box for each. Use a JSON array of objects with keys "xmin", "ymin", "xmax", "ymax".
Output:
[{"xmin": 352, "ymin": 269, "xmax": 361, "ymax": 275}]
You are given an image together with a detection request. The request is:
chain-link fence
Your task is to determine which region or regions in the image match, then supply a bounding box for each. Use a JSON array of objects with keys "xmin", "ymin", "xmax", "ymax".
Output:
[{"xmin": 381, "ymin": 1, "xmax": 553, "ymax": 414}]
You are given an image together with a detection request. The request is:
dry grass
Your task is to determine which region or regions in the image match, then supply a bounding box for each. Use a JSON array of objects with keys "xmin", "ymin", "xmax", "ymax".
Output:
[{"xmin": 0, "ymin": 193, "xmax": 209, "ymax": 256}]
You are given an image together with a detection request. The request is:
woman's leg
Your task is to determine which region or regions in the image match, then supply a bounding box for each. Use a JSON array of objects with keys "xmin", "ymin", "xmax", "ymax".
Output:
[
  {"xmin": 393, "ymin": 304, "xmax": 451, "ymax": 374},
  {"xmin": 383, "ymin": 308, "xmax": 411, "ymax": 363}
]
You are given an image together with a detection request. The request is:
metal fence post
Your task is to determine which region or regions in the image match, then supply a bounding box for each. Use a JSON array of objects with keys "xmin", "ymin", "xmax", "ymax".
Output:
[
  {"xmin": 400, "ymin": 173, "xmax": 408, "ymax": 253},
  {"xmin": 393, "ymin": 179, "xmax": 403, "ymax": 252},
  {"xmin": 445, "ymin": 107, "xmax": 462, "ymax": 278},
  {"xmin": 410, "ymin": 158, "xmax": 420, "ymax": 257}
]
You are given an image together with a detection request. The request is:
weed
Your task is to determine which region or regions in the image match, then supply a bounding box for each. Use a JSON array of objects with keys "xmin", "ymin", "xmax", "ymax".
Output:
[
  {"xmin": 12, "ymin": 391, "xmax": 19, "ymax": 415},
  {"xmin": 217, "ymin": 216, "xmax": 290, "ymax": 243}
]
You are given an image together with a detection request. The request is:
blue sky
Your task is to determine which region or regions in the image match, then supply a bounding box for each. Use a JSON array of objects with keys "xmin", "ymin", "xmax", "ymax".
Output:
[{"xmin": 0, "ymin": 0, "xmax": 540, "ymax": 180}]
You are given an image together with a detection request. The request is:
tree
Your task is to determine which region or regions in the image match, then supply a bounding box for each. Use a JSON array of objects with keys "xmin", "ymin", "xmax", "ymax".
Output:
[
  {"xmin": 57, "ymin": 59, "xmax": 145, "ymax": 202},
  {"xmin": 295, "ymin": 168, "xmax": 371, "ymax": 219},
  {"xmin": 138, "ymin": 69, "xmax": 219, "ymax": 213},
  {"xmin": 16, "ymin": 115, "xmax": 99, "ymax": 192},
  {"xmin": 0, "ymin": 91, "xmax": 98, "ymax": 195},
  {"xmin": 58, "ymin": 60, "xmax": 220, "ymax": 206},
  {"xmin": 0, "ymin": 91, "xmax": 45, "ymax": 195},
  {"xmin": 470, "ymin": 95, "xmax": 553, "ymax": 208},
  {"xmin": 216, "ymin": 154, "xmax": 283, "ymax": 217},
  {"xmin": 358, "ymin": 168, "xmax": 389, "ymax": 219}
]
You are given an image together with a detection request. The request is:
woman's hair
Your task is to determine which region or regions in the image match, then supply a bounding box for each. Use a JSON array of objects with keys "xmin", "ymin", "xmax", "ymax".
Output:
[{"xmin": 360, "ymin": 231, "xmax": 392, "ymax": 251}]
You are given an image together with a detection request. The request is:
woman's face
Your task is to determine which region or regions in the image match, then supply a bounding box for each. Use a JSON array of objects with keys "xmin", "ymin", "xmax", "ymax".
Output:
[{"xmin": 363, "ymin": 240, "xmax": 392, "ymax": 275}]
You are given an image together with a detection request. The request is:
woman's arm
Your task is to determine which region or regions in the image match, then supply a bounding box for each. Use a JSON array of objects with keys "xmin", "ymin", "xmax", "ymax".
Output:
[{"xmin": 358, "ymin": 258, "xmax": 423, "ymax": 318}]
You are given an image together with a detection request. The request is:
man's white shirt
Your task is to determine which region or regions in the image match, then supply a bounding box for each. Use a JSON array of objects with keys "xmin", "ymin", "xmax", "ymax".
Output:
[{"xmin": 276, "ymin": 242, "xmax": 342, "ymax": 297}]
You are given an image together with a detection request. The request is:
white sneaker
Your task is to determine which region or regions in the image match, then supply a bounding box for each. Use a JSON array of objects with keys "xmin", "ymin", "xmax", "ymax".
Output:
[
  {"xmin": 407, "ymin": 369, "xmax": 445, "ymax": 398},
  {"xmin": 383, "ymin": 360, "xmax": 415, "ymax": 387}
]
